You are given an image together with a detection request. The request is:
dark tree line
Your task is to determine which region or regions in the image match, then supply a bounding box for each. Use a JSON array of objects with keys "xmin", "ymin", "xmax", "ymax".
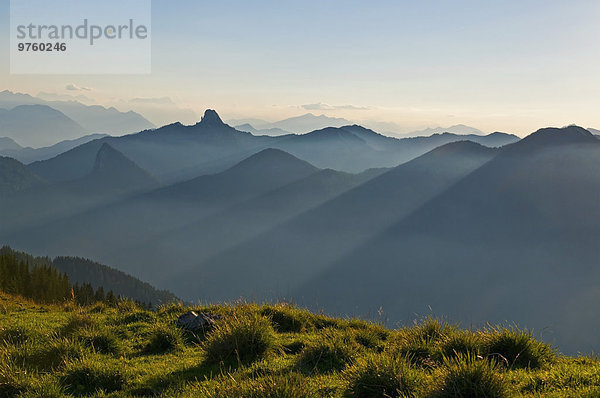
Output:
[
  {"xmin": 53, "ymin": 256, "xmax": 177, "ymax": 305},
  {"xmin": 0, "ymin": 250, "xmax": 71, "ymax": 303},
  {"xmin": 0, "ymin": 248, "xmax": 119, "ymax": 306}
]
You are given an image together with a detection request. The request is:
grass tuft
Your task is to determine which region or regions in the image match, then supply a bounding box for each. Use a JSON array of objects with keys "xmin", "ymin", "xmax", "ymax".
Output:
[
  {"xmin": 203, "ymin": 313, "xmax": 277, "ymax": 365},
  {"xmin": 81, "ymin": 330, "xmax": 122, "ymax": 355},
  {"xmin": 432, "ymin": 355, "xmax": 508, "ymax": 398},
  {"xmin": 61, "ymin": 361, "xmax": 126, "ymax": 395},
  {"xmin": 260, "ymin": 304, "xmax": 312, "ymax": 333},
  {"xmin": 59, "ymin": 313, "xmax": 94, "ymax": 336},
  {"xmin": 0, "ymin": 325, "xmax": 40, "ymax": 346},
  {"xmin": 118, "ymin": 310, "xmax": 155, "ymax": 325},
  {"xmin": 441, "ymin": 330, "xmax": 482, "ymax": 359},
  {"xmin": 12, "ymin": 339, "xmax": 83, "ymax": 371},
  {"xmin": 343, "ymin": 351, "xmax": 424, "ymax": 397},
  {"xmin": 144, "ymin": 326, "xmax": 183, "ymax": 354},
  {"xmin": 297, "ymin": 329, "xmax": 359, "ymax": 373},
  {"xmin": 483, "ymin": 326, "xmax": 555, "ymax": 369}
]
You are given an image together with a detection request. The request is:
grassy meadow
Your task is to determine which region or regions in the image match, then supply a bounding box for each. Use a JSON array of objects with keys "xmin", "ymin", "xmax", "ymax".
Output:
[{"xmin": 1, "ymin": 292, "xmax": 599, "ymax": 397}]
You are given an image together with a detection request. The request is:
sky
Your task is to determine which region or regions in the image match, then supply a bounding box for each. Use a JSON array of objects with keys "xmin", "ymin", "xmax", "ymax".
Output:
[{"xmin": 1, "ymin": 0, "xmax": 600, "ymax": 136}]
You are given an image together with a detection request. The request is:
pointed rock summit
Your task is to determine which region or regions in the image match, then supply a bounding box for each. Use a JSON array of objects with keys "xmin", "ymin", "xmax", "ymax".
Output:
[
  {"xmin": 92, "ymin": 143, "xmax": 137, "ymax": 174},
  {"xmin": 200, "ymin": 109, "xmax": 225, "ymax": 126},
  {"xmin": 88, "ymin": 143, "xmax": 158, "ymax": 191}
]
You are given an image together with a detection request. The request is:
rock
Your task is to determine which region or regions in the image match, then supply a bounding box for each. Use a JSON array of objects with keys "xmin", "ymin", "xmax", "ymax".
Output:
[{"xmin": 176, "ymin": 311, "xmax": 220, "ymax": 332}]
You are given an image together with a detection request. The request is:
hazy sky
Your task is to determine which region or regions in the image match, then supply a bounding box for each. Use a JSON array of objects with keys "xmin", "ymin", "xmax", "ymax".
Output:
[{"xmin": 1, "ymin": 0, "xmax": 599, "ymax": 135}]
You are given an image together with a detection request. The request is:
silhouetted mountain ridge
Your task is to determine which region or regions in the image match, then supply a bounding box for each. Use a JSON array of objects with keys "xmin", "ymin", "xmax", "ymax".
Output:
[
  {"xmin": 198, "ymin": 109, "xmax": 225, "ymax": 126},
  {"xmin": 0, "ymin": 134, "xmax": 108, "ymax": 164},
  {"xmin": 0, "ymin": 104, "xmax": 87, "ymax": 147},
  {"xmin": 174, "ymin": 140, "xmax": 498, "ymax": 302},
  {"xmin": 506, "ymin": 126, "xmax": 597, "ymax": 153},
  {"xmin": 27, "ymin": 109, "xmax": 519, "ymax": 183},
  {"xmin": 0, "ymin": 137, "xmax": 22, "ymax": 151},
  {"xmin": 0, "ymin": 156, "xmax": 45, "ymax": 196},
  {"xmin": 296, "ymin": 126, "xmax": 600, "ymax": 354},
  {"xmin": 85, "ymin": 143, "xmax": 159, "ymax": 193},
  {"xmin": 0, "ymin": 90, "xmax": 154, "ymax": 135}
]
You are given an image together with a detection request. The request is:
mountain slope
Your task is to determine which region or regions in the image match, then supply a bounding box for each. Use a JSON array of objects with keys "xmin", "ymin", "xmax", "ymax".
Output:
[
  {"xmin": 80, "ymin": 143, "xmax": 160, "ymax": 194},
  {"xmin": 27, "ymin": 110, "xmax": 273, "ymax": 184},
  {"xmin": 170, "ymin": 141, "xmax": 498, "ymax": 301},
  {"xmin": 234, "ymin": 123, "xmax": 291, "ymax": 136},
  {"xmin": 233, "ymin": 113, "xmax": 354, "ymax": 134},
  {"xmin": 106, "ymin": 166, "xmax": 383, "ymax": 281},
  {"xmin": 0, "ymin": 134, "xmax": 108, "ymax": 164},
  {"xmin": 296, "ymin": 126, "xmax": 600, "ymax": 354},
  {"xmin": 52, "ymin": 256, "xmax": 178, "ymax": 305},
  {"xmin": 0, "ymin": 145, "xmax": 159, "ymax": 234},
  {"xmin": 270, "ymin": 126, "xmax": 517, "ymax": 172},
  {"xmin": 0, "ymin": 105, "xmax": 87, "ymax": 147},
  {"xmin": 0, "ymin": 156, "xmax": 44, "ymax": 196},
  {"xmin": 2, "ymin": 149, "xmax": 323, "ymax": 285},
  {"xmin": 0, "ymin": 137, "xmax": 22, "ymax": 151},
  {"xmin": 408, "ymin": 124, "xmax": 486, "ymax": 136},
  {"xmin": 0, "ymin": 246, "xmax": 178, "ymax": 305},
  {"xmin": 265, "ymin": 113, "xmax": 354, "ymax": 133},
  {"xmin": 26, "ymin": 109, "xmax": 518, "ymax": 183},
  {"xmin": 0, "ymin": 90, "xmax": 154, "ymax": 134},
  {"xmin": 586, "ymin": 127, "xmax": 600, "ymax": 136}
]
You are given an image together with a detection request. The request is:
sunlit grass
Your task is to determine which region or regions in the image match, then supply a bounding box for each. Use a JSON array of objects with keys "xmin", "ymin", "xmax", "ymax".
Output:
[{"xmin": 0, "ymin": 292, "xmax": 596, "ymax": 397}]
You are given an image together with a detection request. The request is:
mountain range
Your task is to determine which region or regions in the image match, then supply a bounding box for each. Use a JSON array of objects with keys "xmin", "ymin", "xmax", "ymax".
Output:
[
  {"xmin": 406, "ymin": 124, "xmax": 486, "ymax": 137},
  {"xmin": 230, "ymin": 115, "xmax": 491, "ymax": 139},
  {"xmin": 0, "ymin": 156, "xmax": 44, "ymax": 196},
  {"xmin": 587, "ymin": 127, "xmax": 600, "ymax": 136},
  {"xmin": 234, "ymin": 123, "xmax": 291, "ymax": 136},
  {"xmin": 26, "ymin": 110, "xmax": 518, "ymax": 184},
  {"xmin": 296, "ymin": 126, "xmax": 600, "ymax": 354},
  {"xmin": 0, "ymin": 90, "xmax": 154, "ymax": 140},
  {"xmin": 0, "ymin": 105, "xmax": 87, "ymax": 147},
  {"xmin": 229, "ymin": 113, "xmax": 354, "ymax": 135},
  {"xmin": 1, "ymin": 107, "xmax": 598, "ymax": 353},
  {"xmin": 0, "ymin": 133, "xmax": 108, "ymax": 163}
]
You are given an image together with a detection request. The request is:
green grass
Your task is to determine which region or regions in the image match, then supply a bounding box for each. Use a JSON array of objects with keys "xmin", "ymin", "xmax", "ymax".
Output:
[
  {"xmin": 343, "ymin": 351, "xmax": 424, "ymax": 397},
  {"xmin": 431, "ymin": 355, "xmax": 508, "ymax": 398},
  {"xmin": 297, "ymin": 328, "xmax": 359, "ymax": 373},
  {"xmin": 0, "ymin": 292, "xmax": 597, "ymax": 397},
  {"xmin": 203, "ymin": 312, "xmax": 277, "ymax": 366},
  {"xmin": 143, "ymin": 325, "xmax": 183, "ymax": 355}
]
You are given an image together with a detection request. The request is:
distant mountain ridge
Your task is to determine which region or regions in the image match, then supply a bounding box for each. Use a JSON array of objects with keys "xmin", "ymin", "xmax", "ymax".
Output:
[
  {"xmin": 230, "ymin": 113, "xmax": 354, "ymax": 134},
  {"xmin": 2, "ymin": 124, "xmax": 599, "ymax": 354},
  {"xmin": 176, "ymin": 140, "xmax": 499, "ymax": 303},
  {"xmin": 0, "ymin": 137, "xmax": 22, "ymax": 151},
  {"xmin": 295, "ymin": 125, "xmax": 600, "ymax": 354},
  {"xmin": 0, "ymin": 144, "xmax": 160, "ymax": 234},
  {"xmin": 0, "ymin": 156, "xmax": 45, "ymax": 196},
  {"xmin": 25, "ymin": 110, "xmax": 519, "ymax": 185},
  {"xmin": 586, "ymin": 127, "xmax": 600, "ymax": 136},
  {"xmin": 0, "ymin": 104, "xmax": 87, "ymax": 147},
  {"xmin": 0, "ymin": 90, "xmax": 154, "ymax": 136},
  {"xmin": 83, "ymin": 143, "xmax": 160, "ymax": 194},
  {"xmin": 234, "ymin": 123, "xmax": 291, "ymax": 136},
  {"xmin": 0, "ymin": 133, "xmax": 108, "ymax": 164},
  {"xmin": 407, "ymin": 124, "xmax": 486, "ymax": 137}
]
